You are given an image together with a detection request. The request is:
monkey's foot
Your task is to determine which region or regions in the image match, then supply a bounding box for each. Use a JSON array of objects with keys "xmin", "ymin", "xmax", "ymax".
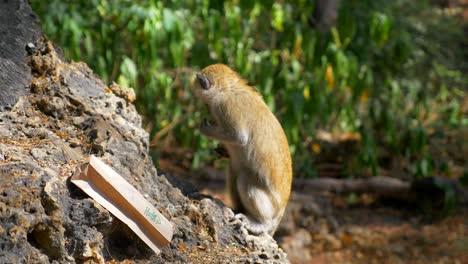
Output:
[{"xmin": 235, "ymin": 213, "xmax": 272, "ymax": 235}]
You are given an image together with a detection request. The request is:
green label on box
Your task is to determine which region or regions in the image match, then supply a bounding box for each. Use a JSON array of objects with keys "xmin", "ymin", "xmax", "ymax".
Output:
[{"xmin": 144, "ymin": 207, "xmax": 162, "ymax": 224}]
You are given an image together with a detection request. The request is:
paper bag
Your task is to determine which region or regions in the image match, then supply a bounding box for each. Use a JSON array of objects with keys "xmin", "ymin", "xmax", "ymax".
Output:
[{"xmin": 71, "ymin": 155, "xmax": 173, "ymax": 254}]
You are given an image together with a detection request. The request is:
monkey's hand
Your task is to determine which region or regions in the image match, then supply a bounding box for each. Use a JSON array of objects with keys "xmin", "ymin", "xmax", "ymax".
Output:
[
  {"xmin": 200, "ymin": 118, "xmax": 247, "ymax": 145},
  {"xmin": 200, "ymin": 118, "xmax": 212, "ymax": 131},
  {"xmin": 200, "ymin": 118, "xmax": 219, "ymax": 138},
  {"xmin": 215, "ymin": 144, "xmax": 229, "ymax": 158}
]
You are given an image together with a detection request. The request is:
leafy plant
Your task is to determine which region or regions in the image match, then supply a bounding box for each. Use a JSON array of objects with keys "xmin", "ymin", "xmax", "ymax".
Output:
[{"xmin": 31, "ymin": 0, "xmax": 467, "ymax": 178}]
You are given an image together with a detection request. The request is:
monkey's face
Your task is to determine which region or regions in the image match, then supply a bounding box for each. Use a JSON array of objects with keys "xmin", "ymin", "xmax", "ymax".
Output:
[{"xmin": 193, "ymin": 64, "xmax": 241, "ymax": 105}]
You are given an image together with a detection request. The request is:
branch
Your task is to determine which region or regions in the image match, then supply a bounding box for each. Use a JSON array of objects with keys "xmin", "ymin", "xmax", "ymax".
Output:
[{"xmin": 293, "ymin": 176, "xmax": 411, "ymax": 199}]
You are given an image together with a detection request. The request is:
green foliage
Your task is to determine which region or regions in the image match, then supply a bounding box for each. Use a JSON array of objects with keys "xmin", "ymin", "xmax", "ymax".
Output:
[{"xmin": 31, "ymin": 0, "xmax": 466, "ymax": 178}]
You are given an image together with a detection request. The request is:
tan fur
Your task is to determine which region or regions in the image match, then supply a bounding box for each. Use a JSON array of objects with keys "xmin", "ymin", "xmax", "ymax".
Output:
[{"xmin": 193, "ymin": 64, "xmax": 292, "ymax": 235}]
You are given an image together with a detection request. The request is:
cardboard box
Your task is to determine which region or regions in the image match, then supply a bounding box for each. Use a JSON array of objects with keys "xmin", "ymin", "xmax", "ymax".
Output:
[{"xmin": 71, "ymin": 155, "xmax": 173, "ymax": 254}]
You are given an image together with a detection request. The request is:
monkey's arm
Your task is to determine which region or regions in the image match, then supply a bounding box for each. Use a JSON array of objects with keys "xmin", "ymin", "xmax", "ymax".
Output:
[{"xmin": 200, "ymin": 118, "xmax": 248, "ymax": 145}]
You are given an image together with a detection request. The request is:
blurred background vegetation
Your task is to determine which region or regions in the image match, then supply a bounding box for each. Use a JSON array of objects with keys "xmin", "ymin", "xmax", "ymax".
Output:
[{"xmin": 31, "ymin": 0, "xmax": 467, "ymax": 180}]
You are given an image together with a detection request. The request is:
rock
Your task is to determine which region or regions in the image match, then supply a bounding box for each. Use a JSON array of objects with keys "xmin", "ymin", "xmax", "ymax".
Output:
[
  {"xmin": 108, "ymin": 82, "xmax": 137, "ymax": 103},
  {"xmin": 0, "ymin": 1, "xmax": 288, "ymax": 263},
  {"xmin": 0, "ymin": 0, "xmax": 42, "ymax": 111}
]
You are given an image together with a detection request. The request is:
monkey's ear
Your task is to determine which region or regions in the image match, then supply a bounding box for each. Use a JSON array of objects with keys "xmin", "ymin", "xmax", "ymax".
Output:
[{"xmin": 196, "ymin": 73, "xmax": 211, "ymax": 90}]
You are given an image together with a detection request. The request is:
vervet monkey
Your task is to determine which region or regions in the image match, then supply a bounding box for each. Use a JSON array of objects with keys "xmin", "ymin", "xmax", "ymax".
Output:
[{"xmin": 193, "ymin": 64, "xmax": 292, "ymax": 235}]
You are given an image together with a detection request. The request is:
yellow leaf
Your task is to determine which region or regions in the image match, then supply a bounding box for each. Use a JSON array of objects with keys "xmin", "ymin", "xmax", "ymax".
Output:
[
  {"xmin": 293, "ymin": 35, "xmax": 303, "ymax": 59},
  {"xmin": 325, "ymin": 64, "xmax": 335, "ymax": 89},
  {"xmin": 360, "ymin": 90, "xmax": 369, "ymax": 103},
  {"xmin": 160, "ymin": 120, "xmax": 168, "ymax": 127},
  {"xmin": 303, "ymin": 85, "xmax": 310, "ymax": 101},
  {"xmin": 311, "ymin": 142, "xmax": 321, "ymax": 154}
]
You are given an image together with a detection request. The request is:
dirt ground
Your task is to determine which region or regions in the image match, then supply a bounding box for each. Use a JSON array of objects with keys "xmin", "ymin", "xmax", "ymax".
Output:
[
  {"xmin": 279, "ymin": 193, "xmax": 468, "ymax": 264},
  {"xmin": 158, "ymin": 157, "xmax": 468, "ymax": 264}
]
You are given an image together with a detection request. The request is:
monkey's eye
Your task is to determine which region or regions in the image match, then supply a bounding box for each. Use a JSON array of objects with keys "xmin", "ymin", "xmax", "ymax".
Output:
[{"xmin": 196, "ymin": 73, "xmax": 211, "ymax": 90}]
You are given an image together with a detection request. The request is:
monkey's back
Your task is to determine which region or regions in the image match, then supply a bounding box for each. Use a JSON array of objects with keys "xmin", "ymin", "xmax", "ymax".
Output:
[{"xmin": 221, "ymin": 88, "xmax": 293, "ymax": 209}]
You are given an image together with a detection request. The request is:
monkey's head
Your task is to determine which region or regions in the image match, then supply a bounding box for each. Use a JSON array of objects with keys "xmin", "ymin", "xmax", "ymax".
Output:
[{"xmin": 193, "ymin": 64, "xmax": 246, "ymax": 104}]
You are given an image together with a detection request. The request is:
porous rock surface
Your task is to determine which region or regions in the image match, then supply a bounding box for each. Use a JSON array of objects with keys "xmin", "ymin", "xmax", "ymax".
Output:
[{"xmin": 0, "ymin": 1, "xmax": 288, "ymax": 263}]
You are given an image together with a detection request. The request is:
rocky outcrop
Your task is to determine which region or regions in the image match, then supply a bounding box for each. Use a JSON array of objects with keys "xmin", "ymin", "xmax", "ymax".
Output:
[
  {"xmin": 0, "ymin": 0, "xmax": 42, "ymax": 111},
  {"xmin": 0, "ymin": 1, "xmax": 288, "ymax": 263}
]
